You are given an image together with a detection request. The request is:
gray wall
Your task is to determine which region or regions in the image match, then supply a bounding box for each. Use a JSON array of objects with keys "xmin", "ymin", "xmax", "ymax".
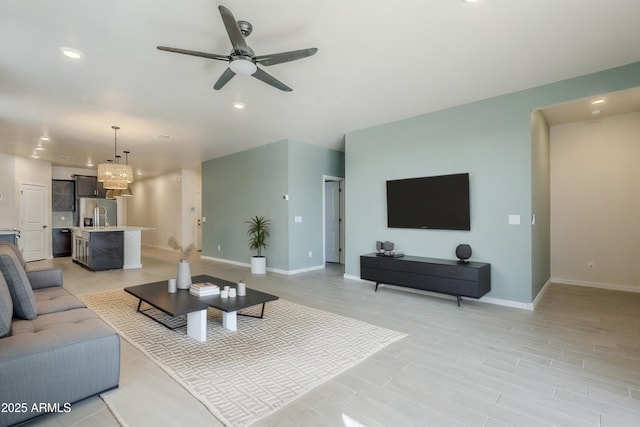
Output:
[
  {"xmin": 201, "ymin": 139, "xmax": 344, "ymax": 272},
  {"xmin": 345, "ymin": 61, "xmax": 640, "ymax": 303}
]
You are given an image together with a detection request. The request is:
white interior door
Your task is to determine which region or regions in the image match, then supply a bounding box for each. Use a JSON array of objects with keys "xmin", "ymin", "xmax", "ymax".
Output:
[
  {"xmin": 20, "ymin": 183, "xmax": 48, "ymax": 261},
  {"xmin": 196, "ymin": 191, "xmax": 202, "ymax": 251},
  {"xmin": 325, "ymin": 181, "xmax": 340, "ymax": 263}
]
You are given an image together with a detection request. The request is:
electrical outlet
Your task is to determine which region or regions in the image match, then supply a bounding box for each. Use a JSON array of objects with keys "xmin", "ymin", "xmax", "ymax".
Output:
[
  {"xmin": 217, "ymin": 245, "xmax": 221, "ymax": 251},
  {"xmin": 588, "ymin": 261, "xmax": 595, "ymax": 270},
  {"xmin": 308, "ymin": 251, "xmax": 312, "ymax": 258}
]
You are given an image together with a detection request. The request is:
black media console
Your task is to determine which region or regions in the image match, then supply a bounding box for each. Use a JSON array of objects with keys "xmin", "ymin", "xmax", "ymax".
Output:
[{"xmin": 360, "ymin": 253, "xmax": 490, "ymax": 306}]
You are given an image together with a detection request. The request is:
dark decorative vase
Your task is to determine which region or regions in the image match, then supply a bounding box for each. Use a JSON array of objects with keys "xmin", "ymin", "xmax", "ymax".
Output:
[{"xmin": 455, "ymin": 244, "xmax": 472, "ymax": 264}]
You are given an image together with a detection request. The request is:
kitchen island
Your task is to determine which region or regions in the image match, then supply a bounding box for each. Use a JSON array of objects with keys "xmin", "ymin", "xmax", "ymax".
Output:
[{"xmin": 72, "ymin": 226, "xmax": 154, "ymax": 271}]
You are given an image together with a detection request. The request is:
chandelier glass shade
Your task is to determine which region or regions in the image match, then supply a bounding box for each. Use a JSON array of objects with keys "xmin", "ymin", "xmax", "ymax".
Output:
[{"xmin": 97, "ymin": 126, "xmax": 134, "ymax": 190}]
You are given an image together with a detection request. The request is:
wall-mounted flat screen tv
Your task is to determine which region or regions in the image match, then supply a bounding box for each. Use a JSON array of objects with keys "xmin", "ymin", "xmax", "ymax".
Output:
[{"xmin": 386, "ymin": 173, "xmax": 470, "ymax": 230}]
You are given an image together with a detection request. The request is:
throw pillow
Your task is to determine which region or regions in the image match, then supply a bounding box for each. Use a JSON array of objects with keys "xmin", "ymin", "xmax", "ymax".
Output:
[
  {"xmin": 0, "ymin": 274, "xmax": 12, "ymax": 337},
  {"xmin": 0, "ymin": 253, "xmax": 37, "ymax": 320}
]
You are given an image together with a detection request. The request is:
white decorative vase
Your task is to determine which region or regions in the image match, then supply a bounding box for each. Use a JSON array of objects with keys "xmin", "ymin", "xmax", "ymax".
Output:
[
  {"xmin": 176, "ymin": 260, "xmax": 192, "ymax": 289},
  {"xmin": 250, "ymin": 256, "xmax": 266, "ymax": 274}
]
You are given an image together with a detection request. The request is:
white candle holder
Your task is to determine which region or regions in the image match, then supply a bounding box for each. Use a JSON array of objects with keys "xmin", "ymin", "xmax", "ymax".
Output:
[
  {"xmin": 168, "ymin": 278, "xmax": 177, "ymax": 293},
  {"xmin": 237, "ymin": 281, "xmax": 246, "ymax": 296}
]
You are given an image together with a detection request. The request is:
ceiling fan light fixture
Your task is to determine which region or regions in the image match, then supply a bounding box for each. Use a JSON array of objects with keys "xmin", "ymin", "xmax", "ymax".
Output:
[
  {"xmin": 60, "ymin": 47, "xmax": 84, "ymax": 60},
  {"xmin": 229, "ymin": 57, "xmax": 257, "ymax": 75}
]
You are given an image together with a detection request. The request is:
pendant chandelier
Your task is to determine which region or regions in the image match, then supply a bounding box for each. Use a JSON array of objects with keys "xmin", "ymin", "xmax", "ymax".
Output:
[
  {"xmin": 97, "ymin": 125, "xmax": 134, "ymax": 190},
  {"xmin": 105, "ymin": 151, "xmax": 134, "ymax": 199}
]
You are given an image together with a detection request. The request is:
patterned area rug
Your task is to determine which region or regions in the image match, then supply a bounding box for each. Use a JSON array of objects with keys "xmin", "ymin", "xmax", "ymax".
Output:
[{"xmin": 79, "ymin": 289, "xmax": 406, "ymax": 427}]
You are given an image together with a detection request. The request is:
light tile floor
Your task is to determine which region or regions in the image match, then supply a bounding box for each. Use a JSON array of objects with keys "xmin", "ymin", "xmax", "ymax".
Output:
[{"xmin": 21, "ymin": 249, "xmax": 640, "ymax": 426}]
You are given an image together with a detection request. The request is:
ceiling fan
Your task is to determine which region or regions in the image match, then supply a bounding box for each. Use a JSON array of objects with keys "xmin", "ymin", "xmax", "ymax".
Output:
[{"xmin": 157, "ymin": 5, "xmax": 318, "ymax": 92}]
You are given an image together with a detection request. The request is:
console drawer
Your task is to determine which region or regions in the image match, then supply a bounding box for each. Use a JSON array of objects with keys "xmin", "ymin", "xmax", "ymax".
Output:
[
  {"xmin": 361, "ymin": 255, "xmax": 479, "ymax": 280},
  {"xmin": 360, "ymin": 253, "xmax": 491, "ymax": 303}
]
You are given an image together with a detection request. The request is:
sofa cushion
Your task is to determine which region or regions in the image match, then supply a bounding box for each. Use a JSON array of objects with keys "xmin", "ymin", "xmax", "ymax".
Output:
[
  {"xmin": 0, "ymin": 274, "xmax": 12, "ymax": 338},
  {"xmin": 0, "ymin": 307, "xmax": 121, "ymax": 426},
  {"xmin": 0, "ymin": 241, "xmax": 27, "ymax": 267},
  {"xmin": 0, "ymin": 253, "xmax": 37, "ymax": 320},
  {"xmin": 34, "ymin": 286, "xmax": 86, "ymax": 315},
  {"xmin": 27, "ymin": 267, "xmax": 64, "ymax": 289},
  {"xmin": 0, "ymin": 241, "xmax": 52, "ymax": 276}
]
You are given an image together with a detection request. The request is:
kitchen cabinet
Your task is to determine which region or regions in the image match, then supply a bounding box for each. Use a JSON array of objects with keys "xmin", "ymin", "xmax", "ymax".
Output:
[
  {"xmin": 75, "ymin": 175, "xmax": 107, "ymax": 198},
  {"xmin": 52, "ymin": 180, "xmax": 75, "ymax": 211},
  {"xmin": 75, "ymin": 175, "xmax": 98, "ymax": 197},
  {"xmin": 72, "ymin": 229, "xmax": 123, "ymax": 271}
]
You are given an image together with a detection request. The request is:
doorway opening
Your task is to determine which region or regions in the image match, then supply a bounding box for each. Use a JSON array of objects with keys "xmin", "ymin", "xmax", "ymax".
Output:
[{"xmin": 323, "ymin": 175, "xmax": 344, "ymax": 265}]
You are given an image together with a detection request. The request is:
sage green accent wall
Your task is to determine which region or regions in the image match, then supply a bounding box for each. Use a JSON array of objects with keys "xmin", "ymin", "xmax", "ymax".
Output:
[
  {"xmin": 201, "ymin": 139, "xmax": 344, "ymax": 272},
  {"xmin": 530, "ymin": 110, "xmax": 551, "ymax": 300},
  {"xmin": 202, "ymin": 140, "xmax": 289, "ymax": 270},
  {"xmin": 288, "ymin": 140, "xmax": 345, "ymax": 270},
  {"xmin": 345, "ymin": 61, "xmax": 640, "ymax": 303}
]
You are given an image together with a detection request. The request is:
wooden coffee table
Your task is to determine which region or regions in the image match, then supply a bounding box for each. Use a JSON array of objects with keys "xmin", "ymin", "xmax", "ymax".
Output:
[{"xmin": 124, "ymin": 274, "xmax": 279, "ymax": 341}]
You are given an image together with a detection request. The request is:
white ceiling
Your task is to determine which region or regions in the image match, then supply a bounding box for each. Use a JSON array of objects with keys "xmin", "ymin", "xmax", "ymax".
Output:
[{"xmin": 1, "ymin": 0, "xmax": 640, "ymax": 179}]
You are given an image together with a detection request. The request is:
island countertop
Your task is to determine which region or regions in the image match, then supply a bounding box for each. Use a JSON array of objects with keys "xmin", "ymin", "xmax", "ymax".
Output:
[{"xmin": 72, "ymin": 226, "xmax": 155, "ymax": 233}]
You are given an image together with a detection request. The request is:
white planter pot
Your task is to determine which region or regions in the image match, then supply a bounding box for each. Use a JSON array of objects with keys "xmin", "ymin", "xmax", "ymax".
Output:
[
  {"xmin": 250, "ymin": 256, "xmax": 267, "ymax": 274},
  {"xmin": 176, "ymin": 260, "xmax": 192, "ymax": 289}
]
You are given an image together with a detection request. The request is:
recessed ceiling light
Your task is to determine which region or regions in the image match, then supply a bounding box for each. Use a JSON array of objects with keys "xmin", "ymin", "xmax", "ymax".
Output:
[
  {"xmin": 591, "ymin": 110, "xmax": 601, "ymax": 115},
  {"xmin": 60, "ymin": 47, "xmax": 84, "ymax": 60},
  {"xmin": 463, "ymin": 0, "xmax": 480, "ymax": 3},
  {"xmin": 591, "ymin": 98, "xmax": 606, "ymax": 105},
  {"xmin": 34, "ymin": 146, "xmax": 45, "ymax": 151},
  {"xmin": 58, "ymin": 155, "xmax": 74, "ymax": 160},
  {"xmin": 39, "ymin": 136, "xmax": 50, "ymax": 142},
  {"xmin": 233, "ymin": 102, "xmax": 246, "ymax": 110},
  {"xmin": 31, "ymin": 154, "xmax": 39, "ymax": 159},
  {"xmin": 86, "ymin": 161, "xmax": 94, "ymax": 167},
  {"xmin": 158, "ymin": 134, "xmax": 172, "ymax": 140}
]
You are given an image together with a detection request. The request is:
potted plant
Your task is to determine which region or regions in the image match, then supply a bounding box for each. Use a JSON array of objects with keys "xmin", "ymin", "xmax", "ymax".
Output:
[
  {"xmin": 168, "ymin": 237, "xmax": 195, "ymax": 289},
  {"xmin": 246, "ymin": 215, "xmax": 271, "ymax": 274}
]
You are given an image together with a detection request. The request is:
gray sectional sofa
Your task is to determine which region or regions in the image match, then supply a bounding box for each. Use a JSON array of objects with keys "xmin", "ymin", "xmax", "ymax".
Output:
[{"xmin": 0, "ymin": 243, "xmax": 120, "ymax": 426}]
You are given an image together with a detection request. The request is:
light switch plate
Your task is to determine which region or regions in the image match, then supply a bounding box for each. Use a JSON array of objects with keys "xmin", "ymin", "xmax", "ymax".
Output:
[{"xmin": 508, "ymin": 214, "xmax": 521, "ymax": 225}]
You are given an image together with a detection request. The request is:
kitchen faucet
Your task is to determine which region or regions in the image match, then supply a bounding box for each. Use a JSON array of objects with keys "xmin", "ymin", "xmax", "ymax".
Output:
[{"xmin": 93, "ymin": 206, "xmax": 108, "ymax": 228}]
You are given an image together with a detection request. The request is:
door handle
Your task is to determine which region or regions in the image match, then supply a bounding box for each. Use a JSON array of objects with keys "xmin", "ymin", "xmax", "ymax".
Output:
[{"xmin": 42, "ymin": 225, "xmax": 48, "ymax": 229}]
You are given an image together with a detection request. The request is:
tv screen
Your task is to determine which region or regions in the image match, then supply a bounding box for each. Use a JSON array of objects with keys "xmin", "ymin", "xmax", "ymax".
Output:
[{"xmin": 386, "ymin": 173, "xmax": 470, "ymax": 230}]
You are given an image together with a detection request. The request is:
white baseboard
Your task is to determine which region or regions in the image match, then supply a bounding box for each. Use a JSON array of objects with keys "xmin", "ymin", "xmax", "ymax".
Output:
[
  {"xmin": 531, "ymin": 279, "xmax": 551, "ymax": 309},
  {"xmin": 199, "ymin": 255, "xmax": 324, "ymax": 276},
  {"xmin": 200, "ymin": 255, "xmax": 249, "ymax": 269},
  {"xmin": 551, "ymin": 277, "xmax": 640, "ymax": 293},
  {"xmin": 343, "ymin": 274, "xmax": 534, "ymax": 310},
  {"xmin": 479, "ymin": 296, "xmax": 533, "ymax": 311},
  {"xmin": 273, "ymin": 264, "xmax": 325, "ymax": 275}
]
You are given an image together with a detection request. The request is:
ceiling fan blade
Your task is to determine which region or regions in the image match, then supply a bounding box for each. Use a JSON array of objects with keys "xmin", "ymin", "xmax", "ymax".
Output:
[
  {"xmin": 252, "ymin": 67, "xmax": 292, "ymax": 92},
  {"xmin": 255, "ymin": 48, "xmax": 318, "ymax": 66},
  {"xmin": 157, "ymin": 46, "xmax": 229, "ymax": 62},
  {"xmin": 218, "ymin": 5, "xmax": 250, "ymax": 55},
  {"xmin": 214, "ymin": 68, "xmax": 236, "ymax": 90}
]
